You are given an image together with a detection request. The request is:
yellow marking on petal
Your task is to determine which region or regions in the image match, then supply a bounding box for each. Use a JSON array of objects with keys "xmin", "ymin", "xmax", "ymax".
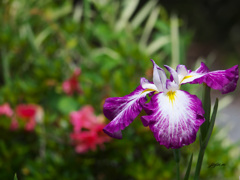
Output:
[
  {"xmin": 180, "ymin": 75, "xmax": 193, "ymax": 83},
  {"xmin": 167, "ymin": 91, "xmax": 176, "ymax": 105},
  {"xmin": 141, "ymin": 89, "xmax": 157, "ymax": 94}
]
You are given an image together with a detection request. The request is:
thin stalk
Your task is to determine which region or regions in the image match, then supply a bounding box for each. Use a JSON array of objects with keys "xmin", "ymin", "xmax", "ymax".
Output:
[
  {"xmin": 176, "ymin": 161, "xmax": 180, "ymax": 180},
  {"xmin": 173, "ymin": 148, "xmax": 181, "ymax": 180}
]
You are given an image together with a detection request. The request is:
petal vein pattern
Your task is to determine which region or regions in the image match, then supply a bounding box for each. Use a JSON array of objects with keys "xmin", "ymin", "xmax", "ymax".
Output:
[
  {"xmin": 141, "ymin": 90, "xmax": 205, "ymax": 149},
  {"xmin": 103, "ymin": 85, "xmax": 151, "ymax": 139},
  {"xmin": 179, "ymin": 62, "xmax": 239, "ymax": 94},
  {"xmin": 190, "ymin": 65, "xmax": 239, "ymax": 94}
]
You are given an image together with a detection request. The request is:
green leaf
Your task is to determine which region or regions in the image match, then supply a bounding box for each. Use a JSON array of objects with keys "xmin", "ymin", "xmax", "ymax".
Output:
[
  {"xmin": 14, "ymin": 173, "xmax": 18, "ymax": 180},
  {"xmin": 131, "ymin": 0, "xmax": 158, "ymax": 29},
  {"xmin": 146, "ymin": 35, "xmax": 170, "ymax": 55},
  {"xmin": 200, "ymin": 84, "xmax": 211, "ymax": 143},
  {"xmin": 202, "ymin": 98, "xmax": 218, "ymax": 148},
  {"xmin": 57, "ymin": 96, "xmax": 79, "ymax": 114},
  {"xmin": 184, "ymin": 154, "xmax": 193, "ymax": 180}
]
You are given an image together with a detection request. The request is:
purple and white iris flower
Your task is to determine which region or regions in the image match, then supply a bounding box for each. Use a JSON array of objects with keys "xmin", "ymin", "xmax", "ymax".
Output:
[{"xmin": 103, "ymin": 60, "xmax": 239, "ymax": 149}]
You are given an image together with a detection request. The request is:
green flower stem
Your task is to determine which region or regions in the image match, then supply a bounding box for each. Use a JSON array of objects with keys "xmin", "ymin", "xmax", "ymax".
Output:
[{"xmin": 173, "ymin": 148, "xmax": 181, "ymax": 180}]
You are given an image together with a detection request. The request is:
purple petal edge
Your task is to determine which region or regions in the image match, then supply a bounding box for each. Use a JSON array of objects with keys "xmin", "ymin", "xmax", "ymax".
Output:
[
  {"xmin": 195, "ymin": 62, "xmax": 210, "ymax": 73},
  {"xmin": 191, "ymin": 65, "xmax": 239, "ymax": 94},
  {"xmin": 103, "ymin": 85, "xmax": 149, "ymax": 139},
  {"xmin": 141, "ymin": 91, "xmax": 205, "ymax": 149}
]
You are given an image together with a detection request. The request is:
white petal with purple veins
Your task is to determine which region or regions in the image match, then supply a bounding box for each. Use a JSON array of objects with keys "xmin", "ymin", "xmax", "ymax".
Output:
[{"xmin": 141, "ymin": 90, "xmax": 205, "ymax": 149}]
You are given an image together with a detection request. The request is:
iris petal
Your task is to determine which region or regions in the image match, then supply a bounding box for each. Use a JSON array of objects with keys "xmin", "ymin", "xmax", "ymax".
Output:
[
  {"xmin": 183, "ymin": 63, "xmax": 239, "ymax": 94},
  {"xmin": 164, "ymin": 65, "xmax": 179, "ymax": 84},
  {"xmin": 190, "ymin": 65, "xmax": 239, "ymax": 94},
  {"xmin": 195, "ymin": 62, "xmax": 210, "ymax": 73},
  {"xmin": 151, "ymin": 59, "xmax": 167, "ymax": 92},
  {"xmin": 103, "ymin": 85, "xmax": 152, "ymax": 139},
  {"xmin": 176, "ymin": 65, "xmax": 188, "ymax": 75},
  {"xmin": 180, "ymin": 73, "xmax": 205, "ymax": 84},
  {"xmin": 140, "ymin": 77, "xmax": 158, "ymax": 91},
  {"xmin": 141, "ymin": 90, "xmax": 205, "ymax": 149}
]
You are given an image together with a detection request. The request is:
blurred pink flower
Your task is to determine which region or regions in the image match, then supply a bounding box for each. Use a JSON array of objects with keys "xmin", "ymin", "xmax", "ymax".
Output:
[
  {"xmin": 16, "ymin": 104, "xmax": 44, "ymax": 131},
  {"xmin": 70, "ymin": 105, "xmax": 111, "ymax": 153},
  {"xmin": 0, "ymin": 103, "xmax": 13, "ymax": 117},
  {"xmin": 62, "ymin": 68, "xmax": 82, "ymax": 95},
  {"xmin": 70, "ymin": 106, "xmax": 97, "ymax": 132},
  {"xmin": 16, "ymin": 104, "xmax": 37, "ymax": 119}
]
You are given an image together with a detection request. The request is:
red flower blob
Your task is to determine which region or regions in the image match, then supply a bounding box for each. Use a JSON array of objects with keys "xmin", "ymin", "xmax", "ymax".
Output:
[
  {"xmin": 62, "ymin": 68, "xmax": 82, "ymax": 95},
  {"xmin": 70, "ymin": 106, "xmax": 111, "ymax": 153}
]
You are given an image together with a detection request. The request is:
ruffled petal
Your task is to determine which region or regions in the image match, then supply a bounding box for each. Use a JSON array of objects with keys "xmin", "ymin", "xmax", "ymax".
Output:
[
  {"xmin": 103, "ymin": 85, "xmax": 151, "ymax": 139},
  {"xmin": 141, "ymin": 90, "xmax": 205, "ymax": 149},
  {"xmin": 190, "ymin": 65, "xmax": 239, "ymax": 94}
]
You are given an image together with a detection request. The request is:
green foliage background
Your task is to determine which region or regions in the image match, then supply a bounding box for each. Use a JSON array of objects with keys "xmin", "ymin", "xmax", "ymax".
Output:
[{"xmin": 0, "ymin": 0, "xmax": 239, "ymax": 179}]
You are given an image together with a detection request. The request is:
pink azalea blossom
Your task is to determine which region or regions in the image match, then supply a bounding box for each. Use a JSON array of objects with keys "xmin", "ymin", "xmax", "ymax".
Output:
[
  {"xmin": 16, "ymin": 104, "xmax": 43, "ymax": 131},
  {"xmin": 16, "ymin": 104, "xmax": 37, "ymax": 119},
  {"xmin": 70, "ymin": 106, "xmax": 98, "ymax": 132},
  {"xmin": 70, "ymin": 105, "xmax": 111, "ymax": 153},
  {"xmin": 62, "ymin": 68, "xmax": 82, "ymax": 95},
  {"xmin": 0, "ymin": 103, "xmax": 13, "ymax": 117}
]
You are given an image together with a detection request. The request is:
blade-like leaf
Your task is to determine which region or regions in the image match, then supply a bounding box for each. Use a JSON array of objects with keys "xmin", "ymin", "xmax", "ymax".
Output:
[
  {"xmin": 140, "ymin": 6, "xmax": 160, "ymax": 48},
  {"xmin": 200, "ymin": 84, "xmax": 211, "ymax": 143},
  {"xmin": 131, "ymin": 0, "xmax": 158, "ymax": 29},
  {"xmin": 14, "ymin": 173, "xmax": 18, "ymax": 180},
  {"xmin": 146, "ymin": 35, "xmax": 170, "ymax": 55},
  {"xmin": 170, "ymin": 13, "xmax": 179, "ymax": 68},
  {"xmin": 202, "ymin": 98, "xmax": 218, "ymax": 148},
  {"xmin": 184, "ymin": 153, "xmax": 193, "ymax": 180},
  {"xmin": 35, "ymin": 28, "xmax": 52, "ymax": 47},
  {"xmin": 115, "ymin": 0, "xmax": 139, "ymax": 31}
]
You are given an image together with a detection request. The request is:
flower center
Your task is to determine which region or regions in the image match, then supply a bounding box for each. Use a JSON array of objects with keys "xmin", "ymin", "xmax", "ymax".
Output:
[{"xmin": 167, "ymin": 90, "xmax": 176, "ymax": 104}]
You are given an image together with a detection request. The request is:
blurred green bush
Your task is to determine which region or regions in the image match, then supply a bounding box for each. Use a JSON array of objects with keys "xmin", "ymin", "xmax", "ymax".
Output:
[{"xmin": 0, "ymin": 0, "xmax": 239, "ymax": 179}]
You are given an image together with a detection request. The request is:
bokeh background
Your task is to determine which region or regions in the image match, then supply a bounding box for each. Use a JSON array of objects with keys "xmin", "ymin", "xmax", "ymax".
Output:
[{"xmin": 0, "ymin": 0, "xmax": 239, "ymax": 179}]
